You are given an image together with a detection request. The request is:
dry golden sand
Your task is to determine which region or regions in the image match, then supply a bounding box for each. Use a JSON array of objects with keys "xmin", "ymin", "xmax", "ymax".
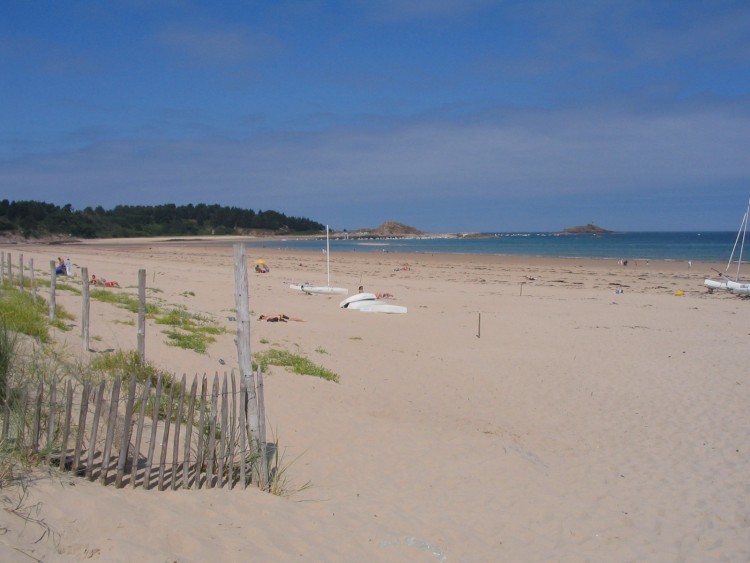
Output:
[{"xmin": 1, "ymin": 238, "xmax": 749, "ymax": 562}]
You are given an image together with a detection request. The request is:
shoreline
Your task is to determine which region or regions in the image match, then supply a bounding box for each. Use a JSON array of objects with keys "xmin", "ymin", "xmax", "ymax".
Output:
[{"xmin": 56, "ymin": 235, "xmax": 728, "ymax": 267}]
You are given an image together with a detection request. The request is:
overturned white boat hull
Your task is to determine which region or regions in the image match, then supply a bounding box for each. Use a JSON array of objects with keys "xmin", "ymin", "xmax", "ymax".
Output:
[
  {"xmin": 291, "ymin": 283, "xmax": 348, "ymax": 295},
  {"xmin": 340, "ymin": 292, "xmax": 406, "ymax": 314}
]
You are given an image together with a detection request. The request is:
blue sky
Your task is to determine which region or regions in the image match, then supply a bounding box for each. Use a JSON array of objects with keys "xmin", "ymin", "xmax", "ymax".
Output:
[{"xmin": 2, "ymin": 1, "xmax": 750, "ymax": 232}]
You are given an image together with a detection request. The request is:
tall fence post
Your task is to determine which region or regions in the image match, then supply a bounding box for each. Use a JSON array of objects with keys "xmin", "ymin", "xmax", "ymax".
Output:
[
  {"xmin": 18, "ymin": 254, "xmax": 24, "ymax": 291},
  {"xmin": 137, "ymin": 269, "xmax": 146, "ymax": 363},
  {"xmin": 233, "ymin": 244, "xmax": 262, "ymax": 485},
  {"xmin": 30, "ymin": 258, "xmax": 37, "ymax": 302},
  {"xmin": 81, "ymin": 267, "xmax": 90, "ymax": 353},
  {"xmin": 0, "ymin": 251, "xmax": 4, "ymax": 285},
  {"xmin": 49, "ymin": 260, "xmax": 56, "ymax": 320},
  {"xmin": 6, "ymin": 252, "xmax": 12, "ymax": 285}
]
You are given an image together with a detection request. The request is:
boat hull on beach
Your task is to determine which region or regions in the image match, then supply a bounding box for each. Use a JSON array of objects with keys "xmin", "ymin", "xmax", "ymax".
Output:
[
  {"xmin": 339, "ymin": 292, "xmax": 407, "ymax": 313},
  {"xmin": 290, "ymin": 283, "xmax": 348, "ymax": 295}
]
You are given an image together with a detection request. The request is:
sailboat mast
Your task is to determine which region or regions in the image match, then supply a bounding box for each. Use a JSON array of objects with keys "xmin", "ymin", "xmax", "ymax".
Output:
[
  {"xmin": 326, "ymin": 225, "xmax": 331, "ymax": 287},
  {"xmin": 725, "ymin": 203, "xmax": 748, "ymax": 277},
  {"xmin": 735, "ymin": 199, "xmax": 750, "ymax": 281}
]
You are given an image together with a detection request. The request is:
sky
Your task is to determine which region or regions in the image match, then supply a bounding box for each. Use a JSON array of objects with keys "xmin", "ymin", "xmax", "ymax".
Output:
[{"xmin": 2, "ymin": 0, "xmax": 750, "ymax": 232}]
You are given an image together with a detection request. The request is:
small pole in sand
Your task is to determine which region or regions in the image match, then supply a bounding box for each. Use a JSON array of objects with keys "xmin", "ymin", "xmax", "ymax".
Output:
[
  {"xmin": 81, "ymin": 267, "xmax": 90, "ymax": 353},
  {"xmin": 137, "ymin": 269, "xmax": 146, "ymax": 363},
  {"xmin": 520, "ymin": 281, "xmax": 525, "ymax": 296},
  {"xmin": 49, "ymin": 260, "xmax": 56, "ymax": 320},
  {"xmin": 477, "ymin": 312, "xmax": 481, "ymax": 338}
]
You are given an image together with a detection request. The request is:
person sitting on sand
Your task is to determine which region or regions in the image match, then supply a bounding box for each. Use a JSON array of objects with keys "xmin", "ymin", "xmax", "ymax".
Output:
[
  {"xmin": 258, "ymin": 314, "xmax": 303, "ymax": 322},
  {"xmin": 55, "ymin": 257, "xmax": 66, "ymax": 275}
]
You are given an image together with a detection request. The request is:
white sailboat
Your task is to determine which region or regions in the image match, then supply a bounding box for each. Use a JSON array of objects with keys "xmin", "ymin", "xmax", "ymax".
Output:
[
  {"xmin": 289, "ymin": 225, "xmax": 348, "ymax": 295},
  {"xmin": 704, "ymin": 198, "xmax": 750, "ymax": 293}
]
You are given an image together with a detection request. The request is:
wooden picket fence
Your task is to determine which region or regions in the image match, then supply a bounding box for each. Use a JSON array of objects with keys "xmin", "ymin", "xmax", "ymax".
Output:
[{"xmin": 0, "ymin": 370, "xmax": 267, "ymax": 491}]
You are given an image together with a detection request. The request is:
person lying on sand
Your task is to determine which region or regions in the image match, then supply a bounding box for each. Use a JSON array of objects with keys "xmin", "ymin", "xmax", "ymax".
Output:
[
  {"xmin": 90, "ymin": 274, "xmax": 120, "ymax": 287},
  {"xmin": 376, "ymin": 292, "xmax": 395, "ymax": 299},
  {"xmin": 258, "ymin": 314, "xmax": 304, "ymax": 322}
]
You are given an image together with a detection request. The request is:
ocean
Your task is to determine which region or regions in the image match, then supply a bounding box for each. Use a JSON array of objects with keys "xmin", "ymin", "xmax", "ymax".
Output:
[{"xmin": 246, "ymin": 231, "xmax": 744, "ymax": 263}]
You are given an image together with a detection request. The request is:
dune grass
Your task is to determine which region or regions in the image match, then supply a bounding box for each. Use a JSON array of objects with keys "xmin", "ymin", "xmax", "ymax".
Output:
[
  {"xmin": 157, "ymin": 306, "xmax": 225, "ymax": 354},
  {"xmin": 254, "ymin": 348, "xmax": 339, "ymax": 383}
]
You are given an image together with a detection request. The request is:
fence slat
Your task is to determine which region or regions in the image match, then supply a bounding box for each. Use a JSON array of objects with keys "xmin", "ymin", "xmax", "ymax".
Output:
[
  {"xmin": 46, "ymin": 379, "xmax": 57, "ymax": 465},
  {"xmin": 85, "ymin": 382, "xmax": 106, "ymax": 480},
  {"xmin": 59, "ymin": 380, "xmax": 74, "ymax": 470},
  {"xmin": 171, "ymin": 375, "xmax": 186, "ymax": 491},
  {"xmin": 183, "ymin": 378, "xmax": 198, "ymax": 489},
  {"xmin": 206, "ymin": 375, "xmax": 219, "ymax": 489},
  {"xmin": 144, "ymin": 375, "xmax": 163, "ymax": 490},
  {"xmin": 116, "ymin": 377, "xmax": 137, "ymax": 488},
  {"xmin": 16, "ymin": 385, "xmax": 29, "ymax": 448},
  {"xmin": 228, "ymin": 373, "xmax": 237, "ymax": 489},
  {"xmin": 31, "ymin": 381, "xmax": 43, "ymax": 454},
  {"xmin": 1, "ymin": 384, "xmax": 10, "ymax": 442},
  {"xmin": 72, "ymin": 382, "xmax": 91, "ymax": 475},
  {"xmin": 99, "ymin": 377, "xmax": 121, "ymax": 485},
  {"xmin": 218, "ymin": 374, "xmax": 228, "ymax": 489},
  {"xmin": 131, "ymin": 379, "xmax": 152, "ymax": 488},
  {"xmin": 158, "ymin": 380, "xmax": 176, "ymax": 491},
  {"xmin": 239, "ymin": 377, "xmax": 247, "ymax": 489},
  {"xmin": 194, "ymin": 376, "xmax": 208, "ymax": 489}
]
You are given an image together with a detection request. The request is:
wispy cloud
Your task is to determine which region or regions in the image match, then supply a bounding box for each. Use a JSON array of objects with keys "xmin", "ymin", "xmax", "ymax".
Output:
[{"xmin": 156, "ymin": 23, "xmax": 281, "ymax": 66}]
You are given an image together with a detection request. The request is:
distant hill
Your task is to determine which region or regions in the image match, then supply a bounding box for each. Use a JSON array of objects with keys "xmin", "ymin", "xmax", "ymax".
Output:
[
  {"xmin": 372, "ymin": 221, "xmax": 424, "ymax": 236},
  {"xmin": 559, "ymin": 223, "xmax": 614, "ymax": 235}
]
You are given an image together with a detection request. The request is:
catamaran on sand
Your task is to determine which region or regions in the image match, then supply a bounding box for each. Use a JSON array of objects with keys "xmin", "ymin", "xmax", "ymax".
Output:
[
  {"xmin": 704, "ymin": 198, "xmax": 750, "ymax": 295},
  {"xmin": 289, "ymin": 225, "xmax": 348, "ymax": 296}
]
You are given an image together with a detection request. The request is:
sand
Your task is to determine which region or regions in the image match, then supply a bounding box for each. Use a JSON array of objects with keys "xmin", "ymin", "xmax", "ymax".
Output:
[{"xmin": 0, "ymin": 239, "xmax": 748, "ymax": 562}]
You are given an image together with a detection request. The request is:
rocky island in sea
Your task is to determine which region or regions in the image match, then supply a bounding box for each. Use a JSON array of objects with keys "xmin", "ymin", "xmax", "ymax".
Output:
[{"xmin": 558, "ymin": 223, "xmax": 615, "ymax": 235}]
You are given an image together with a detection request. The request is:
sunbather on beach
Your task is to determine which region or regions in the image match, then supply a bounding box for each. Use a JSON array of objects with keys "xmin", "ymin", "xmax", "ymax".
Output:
[
  {"xmin": 90, "ymin": 274, "xmax": 120, "ymax": 287},
  {"xmin": 258, "ymin": 314, "xmax": 303, "ymax": 322}
]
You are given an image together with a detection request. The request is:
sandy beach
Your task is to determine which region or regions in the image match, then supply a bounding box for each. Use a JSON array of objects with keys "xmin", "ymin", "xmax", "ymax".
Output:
[{"xmin": 1, "ymin": 238, "xmax": 748, "ymax": 562}]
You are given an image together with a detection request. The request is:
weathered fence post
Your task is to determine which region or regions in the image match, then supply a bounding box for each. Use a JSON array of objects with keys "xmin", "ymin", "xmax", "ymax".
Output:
[
  {"xmin": 0, "ymin": 251, "xmax": 4, "ymax": 284},
  {"xmin": 49, "ymin": 260, "xmax": 56, "ymax": 320},
  {"xmin": 137, "ymin": 269, "xmax": 146, "ymax": 363},
  {"xmin": 18, "ymin": 254, "xmax": 24, "ymax": 291},
  {"xmin": 233, "ymin": 244, "xmax": 262, "ymax": 485},
  {"xmin": 30, "ymin": 258, "xmax": 37, "ymax": 302},
  {"xmin": 81, "ymin": 267, "xmax": 90, "ymax": 353},
  {"xmin": 6, "ymin": 252, "xmax": 12, "ymax": 285}
]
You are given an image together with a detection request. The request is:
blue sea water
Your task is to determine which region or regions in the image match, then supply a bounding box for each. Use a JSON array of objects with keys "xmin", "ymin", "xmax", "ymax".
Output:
[{"xmin": 246, "ymin": 231, "xmax": 743, "ymax": 263}]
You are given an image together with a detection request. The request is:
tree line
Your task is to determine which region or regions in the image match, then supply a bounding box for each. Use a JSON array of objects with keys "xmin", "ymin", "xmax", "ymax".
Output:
[{"xmin": 0, "ymin": 200, "xmax": 325, "ymax": 239}]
